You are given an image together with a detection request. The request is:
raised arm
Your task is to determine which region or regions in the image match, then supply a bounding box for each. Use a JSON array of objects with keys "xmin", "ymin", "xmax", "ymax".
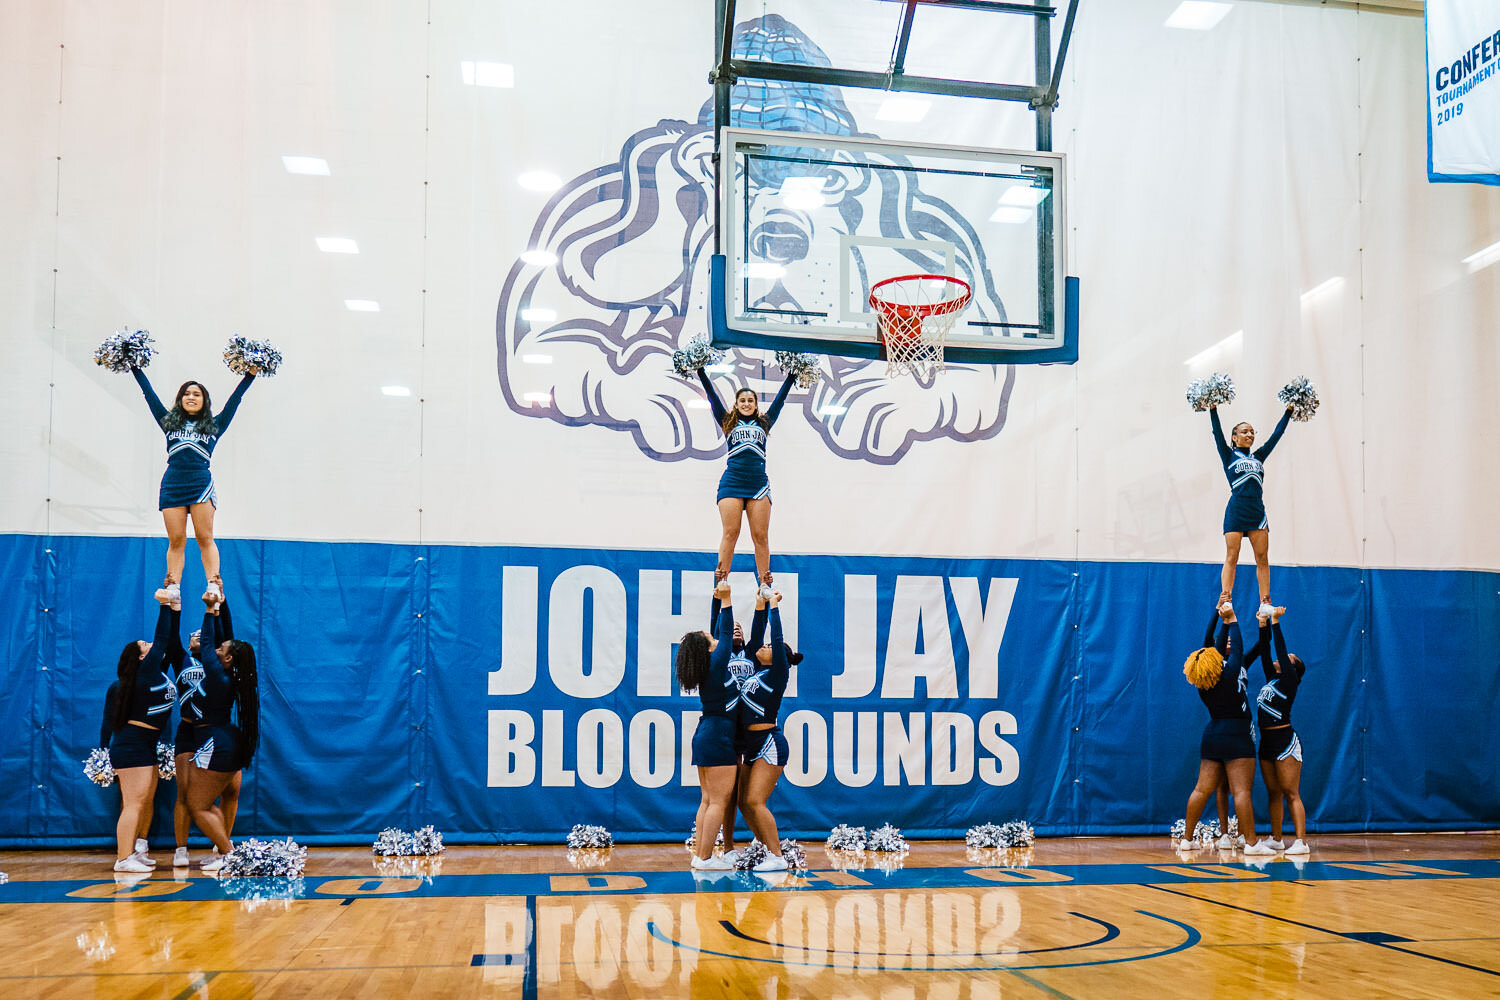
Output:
[
  {"xmin": 214, "ymin": 374, "xmax": 256, "ymax": 435},
  {"xmin": 1208, "ymin": 406, "xmax": 1233, "ymax": 463},
  {"xmin": 198, "ymin": 608, "xmax": 224, "ymax": 675},
  {"xmin": 1254, "ymin": 408, "xmax": 1292, "ymax": 462},
  {"xmin": 1253, "ymin": 620, "xmax": 1274, "ymax": 680},
  {"xmin": 708, "ymin": 596, "xmax": 722, "ymax": 632},
  {"xmin": 215, "ymin": 599, "xmax": 235, "ymax": 643},
  {"xmin": 765, "ymin": 373, "xmax": 796, "ymax": 426},
  {"xmin": 131, "ymin": 367, "xmax": 170, "ymax": 425},
  {"xmin": 1220, "ymin": 620, "xmax": 1244, "ymax": 674},
  {"xmin": 1271, "ymin": 621, "xmax": 1297, "ymax": 674},
  {"xmin": 1203, "ymin": 609, "xmax": 1221, "ymax": 651},
  {"xmin": 696, "ymin": 369, "xmax": 728, "ymax": 424},
  {"xmin": 747, "ymin": 603, "xmax": 768, "ymax": 654}
]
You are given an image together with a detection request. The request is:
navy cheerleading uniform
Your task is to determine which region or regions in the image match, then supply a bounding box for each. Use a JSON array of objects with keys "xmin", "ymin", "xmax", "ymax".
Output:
[
  {"xmin": 1255, "ymin": 620, "xmax": 1305, "ymax": 762},
  {"xmin": 697, "ymin": 371, "xmax": 795, "ymax": 503},
  {"xmin": 108, "ymin": 605, "xmax": 180, "ymax": 769},
  {"xmin": 1196, "ymin": 612, "xmax": 1254, "ymax": 762},
  {"xmin": 132, "ymin": 368, "xmax": 255, "ymax": 510},
  {"xmin": 174, "ymin": 600, "xmax": 233, "ymax": 759},
  {"xmin": 185, "ymin": 608, "xmax": 242, "ymax": 772},
  {"xmin": 1210, "ymin": 407, "xmax": 1291, "ymax": 533},
  {"xmin": 690, "ymin": 605, "xmax": 740, "ymax": 767},
  {"xmin": 734, "ymin": 607, "xmax": 793, "ymax": 767}
]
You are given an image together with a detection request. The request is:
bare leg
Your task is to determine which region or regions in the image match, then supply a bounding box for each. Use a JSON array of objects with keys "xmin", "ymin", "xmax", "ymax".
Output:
[
  {"xmin": 737, "ymin": 759, "xmax": 785, "ymax": 855},
  {"xmin": 115, "ymin": 767, "xmax": 158, "ymax": 861},
  {"xmin": 1220, "ymin": 532, "xmax": 1244, "ymax": 602},
  {"xmin": 745, "ymin": 497, "xmax": 772, "ymax": 585},
  {"xmin": 173, "ymin": 754, "xmax": 192, "ymax": 847},
  {"xmin": 162, "ymin": 508, "xmax": 189, "ymax": 585},
  {"xmin": 186, "ymin": 766, "xmax": 236, "ymax": 854},
  {"xmin": 1260, "ymin": 758, "xmax": 1284, "ymax": 839},
  {"xmin": 1249, "ymin": 529, "xmax": 1271, "ymax": 603},
  {"xmin": 1225, "ymin": 757, "xmax": 1258, "ymax": 842},
  {"xmin": 1275, "ymin": 757, "xmax": 1306, "ymax": 841},
  {"xmin": 1183, "ymin": 759, "xmax": 1225, "ymax": 839},
  {"xmin": 221, "ymin": 771, "xmax": 243, "ymax": 836},
  {"xmin": 693, "ymin": 766, "xmax": 737, "ymax": 860},
  {"xmin": 1215, "ymin": 776, "xmax": 1230, "ymax": 831},
  {"xmin": 715, "ymin": 499, "xmax": 745, "ymax": 581},
  {"xmin": 188, "ymin": 501, "xmax": 219, "ymax": 582}
]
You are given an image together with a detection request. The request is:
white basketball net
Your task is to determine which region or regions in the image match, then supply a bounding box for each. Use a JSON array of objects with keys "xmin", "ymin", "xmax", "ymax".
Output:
[{"xmin": 870, "ymin": 275, "xmax": 973, "ymax": 378}]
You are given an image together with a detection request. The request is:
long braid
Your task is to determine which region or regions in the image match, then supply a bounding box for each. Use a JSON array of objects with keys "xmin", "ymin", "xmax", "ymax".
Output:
[
  {"xmin": 228, "ymin": 641, "xmax": 260, "ymax": 769},
  {"xmin": 113, "ymin": 642, "xmax": 140, "ymax": 731}
]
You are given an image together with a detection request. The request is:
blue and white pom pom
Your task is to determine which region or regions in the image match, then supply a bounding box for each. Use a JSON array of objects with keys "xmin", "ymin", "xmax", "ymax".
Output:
[
  {"xmin": 671, "ymin": 335, "xmax": 726, "ymax": 378},
  {"xmin": 998, "ymin": 820, "xmax": 1035, "ymax": 848},
  {"xmin": 825, "ymin": 824, "xmax": 867, "ymax": 852},
  {"xmin": 83, "ymin": 748, "xmax": 116, "ymax": 787},
  {"xmin": 411, "ymin": 826, "xmax": 445, "ymax": 856},
  {"xmin": 1277, "ymin": 376, "xmax": 1320, "ymax": 422},
  {"xmin": 223, "ymin": 335, "xmax": 283, "ymax": 377},
  {"xmin": 1186, "ymin": 372, "xmax": 1236, "ymax": 411},
  {"xmin": 779, "ymin": 839, "xmax": 808, "ymax": 872},
  {"xmin": 93, "ymin": 329, "xmax": 157, "ymax": 373},
  {"xmin": 155, "ymin": 742, "xmax": 176, "ymax": 780},
  {"xmin": 372, "ymin": 827, "xmax": 415, "ymax": 857},
  {"xmin": 566, "ymin": 824, "xmax": 613, "ymax": 849},
  {"xmin": 965, "ymin": 824, "xmax": 1005, "ymax": 848},
  {"xmin": 220, "ymin": 837, "xmax": 307, "ymax": 877},
  {"xmin": 775, "ymin": 350, "xmax": 821, "ymax": 389},
  {"xmin": 868, "ymin": 823, "xmax": 909, "ymax": 854}
]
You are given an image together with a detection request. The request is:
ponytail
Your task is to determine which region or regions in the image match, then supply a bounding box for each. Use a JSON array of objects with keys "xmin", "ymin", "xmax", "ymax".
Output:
[{"xmin": 112, "ymin": 642, "xmax": 141, "ymax": 731}]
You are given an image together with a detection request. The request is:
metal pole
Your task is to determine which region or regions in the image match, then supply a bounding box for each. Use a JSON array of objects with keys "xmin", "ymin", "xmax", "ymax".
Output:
[{"xmin": 712, "ymin": 0, "xmax": 737, "ymax": 255}]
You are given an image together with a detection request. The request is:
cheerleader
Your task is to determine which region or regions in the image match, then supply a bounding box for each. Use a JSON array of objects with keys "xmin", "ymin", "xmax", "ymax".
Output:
[
  {"xmin": 696, "ymin": 370, "xmax": 796, "ymax": 587},
  {"xmin": 1254, "ymin": 606, "xmax": 1309, "ymax": 854},
  {"xmin": 170, "ymin": 600, "xmax": 241, "ymax": 868},
  {"xmin": 108, "ymin": 600, "xmax": 181, "ymax": 872},
  {"xmin": 184, "ymin": 599, "xmax": 259, "ymax": 871},
  {"xmin": 130, "ymin": 367, "xmax": 255, "ymax": 605},
  {"xmin": 1207, "ymin": 403, "xmax": 1293, "ymax": 613},
  {"xmin": 677, "ymin": 579, "xmax": 741, "ymax": 870},
  {"xmin": 1179, "ymin": 603, "xmax": 1273, "ymax": 855},
  {"xmin": 732, "ymin": 589, "xmax": 802, "ymax": 873},
  {"xmin": 705, "ymin": 592, "xmax": 760, "ymax": 863}
]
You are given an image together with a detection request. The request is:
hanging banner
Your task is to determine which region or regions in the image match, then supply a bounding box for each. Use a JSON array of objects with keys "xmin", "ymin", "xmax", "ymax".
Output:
[{"xmin": 1426, "ymin": 0, "xmax": 1500, "ymax": 184}]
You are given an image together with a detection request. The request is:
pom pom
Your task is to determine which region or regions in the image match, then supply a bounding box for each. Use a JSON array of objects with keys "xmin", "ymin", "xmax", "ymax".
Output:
[
  {"xmin": 825, "ymin": 824, "xmax": 867, "ymax": 852},
  {"xmin": 566, "ymin": 824, "xmax": 613, "ymax": 849},
  {"xmin": 411, "ymin": 826, "xmax": 445, "ymax": 856},
  {"xmin": 671, "ymin": 335, "xmax": 726, "ymax": 378},
  {"xmin": 685, "ymin": 820, "xmax": 726, "ymax": 850},
  {"xmin": 775, "ymin": 350, "xmax": 821, "ymax": 389},
  {"xmin": 372, "ymin": 827, "xmax": 415, "ymax": 857},
  {"xmin": 868, "ymin": 823, "xmax": 909, "ymax": 854},
  {"xmin": 219, "ymin": 837, "xmax": 307, "ymax": 877},
  {"xmin": 733, "ymin": 840, "xmax": 769, "ymax": 871},
  {"xmin": 155, "ymin": 742, "xmax": 176, "ymax": 780},
  {"xmin": 93, "ymin": 329, "xmax": 156, "ymax": 373},
  {"xmin": 778, "ymin": 839, "xmax": 808, "ymax": 872},
  {"xmin": 998, "ymin": 820, "xmax": 1035, "ymax": 848},
  {"xmin": 1169, "ymin": 819, "xmax": 1222, "ymax": 845},
  {"xmin": 1277, "ymin": 376, "xmax": 1320, "ymax": 422},
  {"xmin": 1186, "ymin": 372, "xmax": 1236, "ymax": 411},
  {"xmin": 965, "ymin": 823, "xmax": 1006, "ymax": 848},
  {"xmin": 566, "ymin": 848, "xmax": 612, "ymax": 870},
  {"xmin": 223, "ymin": 335, "xmax": 283, "ymax": 377},
  {"xmin": 83, "ymin": 748, "xmax": 116, "ymax": 787}
]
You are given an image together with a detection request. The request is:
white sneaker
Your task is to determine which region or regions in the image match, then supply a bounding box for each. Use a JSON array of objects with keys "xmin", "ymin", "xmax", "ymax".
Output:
[
  {"xmin": 130, "ymin": 851, "xmax": 157, "ymax": 867},
  {"xmin": 690, "ymin": 855, "xmax": 733, "ymax": 871},
  {"xmin": 1215, "ymin": 834, "xmax": 1233, "ymax": 850},
  {"xmin": 154, "ymin": 583, "xmax": 180, "ymax": 606},
  {"xmin": 200, "ymin": 856, "xmax": 224, "ymax": 873},
  {"xmin": 720, "ymin": 849, "xmax": 742, "ymax": 867},
  {"xmin": 1175, "ymin": 838, "xmax": 1202, "ymax": 852},
  {"xmin": 1285, "ymin": 839, "xmax": 1309, "ymax": 855},
  {"xmin": 1243, "ymin": 840, "xmax": 1276, "ymax": 856},
  {"xmin": 134, "ymin": 838, "xmax": 149, "ymax": 854},
  {"xmin": 1258, "ymin": 603, "xmax": 1275, "ymax": 617},
  {"xmin": 114, "ymin": 857, "xmax": 152, "ymax": 873},
  {"xmin": 753, "ymin": 853, "xmax": 789, "ymax": 873},
  {"xmin": 201, "ymin": 848, "xmax": 220, "ymax": 865},
  {"xmin": 1267, "ymin": 839, "xmax": 1286, "ymax": 852},
  {"xmin": 758, "ymin": 585, "xmax": 774, "ymax": 602},
  {"xmin": 173, "ymin": 847, "xmax": 190, "ymax": 867}
]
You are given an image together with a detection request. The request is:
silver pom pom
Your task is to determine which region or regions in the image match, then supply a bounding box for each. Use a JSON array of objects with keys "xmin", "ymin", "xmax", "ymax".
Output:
[
  {"xmin": 219, "ymin": 837, "xmax": 307, "ymax": 877},
  {"xmin": 671, "ymin": 335, "xmax": 726, "ymax": 378},
  {"xmin": 1186, "ymin": 372, "xmax": 1237, "ymax": 411},
  {"xmin": 733, "ymin": 839, "xmax": 769, "ymax": 871},
  {"xmin": 155, "ymin": 742, "xmax": 176, "ymax": 780},
  {"xmin": 566, "ymin": 824, "xmax": 613, "ymax": 849},
  {"xmin": 825, "ymin": 824, "xmax": 867, "ymax": 852},
  {"xmin": 1277, "ymin": 376, "xmax": 1320, "ymax": 422},
  {"xmin": 566, "ymin": 848, "xmax": 612, "ymax": 870},
  {"xmin": 1170, "ymin": 819, "xmax": 1222, "ymax": 844},
  {"xmin": 93, "ymin": 328, "xmax": 157, "ymax": 373},
  {"xmin": 774, "ymin": 350, "xmax": 821, "ymax": 389},
  {"xmin": 411, "ymin": 826, "xmax": 445, "ymax": 856},
  {"xmin": 965, "ymin": 823, "xmax": 1005, "ymax": 848},
  {"xmin": 868, "ymin": 823, "xmax": 909, "ymax": 854},
  {"xmin": 223, "ymin": 335, "xmax": 283, "ymax": 377},
  {"xmin": 778, "ymin": 839, "xmax": 808, "ymax": 872},
  {"xmin": 372, "ymin": 827, "xmax": 415, "ymax": 857},
  {"xmin": 999, "ymin": 820, "xmax": 1035, "ymax": 848},
  {"xmin": 83, "ymin": 748, "xmax": 116, "ymax": 787},
  {"xmin": 685, "ymin": 821, "xmax": 725, "ymax": 850}
]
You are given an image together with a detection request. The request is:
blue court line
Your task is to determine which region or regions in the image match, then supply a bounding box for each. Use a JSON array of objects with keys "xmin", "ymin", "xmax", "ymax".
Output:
[
  {"xmin": 720, "ymin": 909, "xmax": 1121, "ymax": 958},
  {"xmin": 523, "ymin": 895, "xmax": 537, "ymax": 1000},
  {"xmin": 644, "ymin": 910, "xmax": 1202, "ymax": 972},
  {"xmin": 1, "ymin": 858, "xmax": 1496, "ymax": 905}
]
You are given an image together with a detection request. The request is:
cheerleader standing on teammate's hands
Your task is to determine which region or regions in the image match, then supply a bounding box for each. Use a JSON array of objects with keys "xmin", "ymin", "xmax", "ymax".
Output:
[
  {"xmin": 1208, "ymin": 402, "xmax": 1292, "ymax": 613},
  {"xmin": 696, "ymin": 369, "xmax": 796, "ymax": 589},
  {"xmin": 677, "ymin": 579, "xmax": 742, "ymax": 871},
  {"xmin": 108, "ymin": 597, "xmax": 181, "ymax": 872}
]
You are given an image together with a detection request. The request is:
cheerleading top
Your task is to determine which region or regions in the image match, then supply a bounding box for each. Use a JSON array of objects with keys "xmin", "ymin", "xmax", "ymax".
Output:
[
  {"xmin": 131, "ymin": 368, "xmax": 255, "ymax": 509},
  {"xmin": 695, "ymin": 605, "xmax": 739, "ymax": 719},
  {"xmin": 1254, "ymin": 621, "xmax": 1304, "ymax": 728},
  {"xmin": 1210, "ymin": 407, "xmax": 1290, "ymax": 513},
  {"xmin": 188, "ymin": 608, "xmax": 236, "ymax": 727},
  {"xmin": 123, "ymin": 605, "xmax": 180, "ymax": 729},
  {"xmin": 1197, "ymin": 612, "xmax": 1249, "ymax": 721},
  {"xmin": 733, "ymin": 607, "xmax": 792, "ymax": 727},
  {"xmin": 175, "ymin": 600, "xmax": 231, "ymax": 727},
  {"xmin": 697, "ymin": 371, "xmax": 796, "ymax": 502}
]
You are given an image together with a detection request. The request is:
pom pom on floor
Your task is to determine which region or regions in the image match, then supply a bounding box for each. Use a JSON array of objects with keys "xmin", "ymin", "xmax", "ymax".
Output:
[
  {"xmin": 733, "ymin": 840, "xmax": 769, "ymax": 871},
  {"xmin": 372, "ymin": 827, "xmax": 415, "ymax": 857},
  {"xmin": 93, "ymin": 329, "xmax": 157, "ymax": 373},
  {"xmin": 566, "ymin": 824, "xmax": 613, "ymax": 849},
  {"xmin": 155, "ymin": 742, "xmax": 176, "ymax": 780},
  {"xmin": 1186, "ymin": 372, "xmax": 1236, "ymax": 411},
  {"xmin": 998, "ymin": 820, "xmax": 1035, "ymax": 848},
  {"xmin": 825, "ymin": 824, "xmax": 867, "ymax": 852},
  {"xmin": 219, "ymin": 837, "xmax": 307, "ymax": 877},
  {"xmin": 775, "ymin": 350, "xmax": 821, "ymax": 388},
  {"xmin": 778, "ymin": 839, "xmax": 808, "ymax": 872},
  {"xmin": 868, "ymin": 823, "xmax": 909, "ymax": 854},
  {"xmin": 671, "ymin": 335, "xmax": 726, "ymax": 378},
  {"xmin": 685, "ymin": 821, "xmax": 725, "ymax": 850},
  {"xmin": 223, "ymin": 335, "xmax": 284, "ymax": 377},
  {"xmin": 1277, "ymin": 376, "xmax": 1320, "ymax": 422},
  {"xmin": 411, "ymin": 826, "xmax": 445, "ymax": 856},
  {"xmin": 1169, "ymin": 819, "xmax": 1221, "ymax": 845},
  {"xmin": 83, "ymin": 748, "xmax": 115, "ymax": 787}
]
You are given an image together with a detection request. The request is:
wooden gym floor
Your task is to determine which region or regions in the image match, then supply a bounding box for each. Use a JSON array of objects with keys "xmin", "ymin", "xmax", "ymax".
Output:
[{"xmin": 2, "ymin": 833, "xmax": 1497, "ymax": 998}]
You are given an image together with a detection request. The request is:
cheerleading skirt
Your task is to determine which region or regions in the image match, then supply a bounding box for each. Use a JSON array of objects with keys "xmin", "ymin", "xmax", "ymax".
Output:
[
  {"xmin": 691, "ymin": 715, "xmax": 739, "ymax": 767},
  {"xmin": 189, "ymin": 723, "xmax": 242, "ymax": 773},
  {"xmin": 1200, "ymin": 718, "xmax": 1256, "ymax": 762},
  {"xmin": 159, "ymin": 467, "xmax": 217, "ymax": 510},
  {"xmin": 108, "ymin": 722, "xmax": 160, "ymax": 769},
  {"xmin": 736, "ymin": 726, "xmax": 789, "ymax": 767},
  {"xmin": 1222, "ymin": 497, "xmax": 1268, "ymax": 534},
  {"xmin": 716, "ymin": 469, "xmax": 771, "ymax": 504},
  {"xmin": 1258, "ymin": 725, "xmax": 1303, "ymax": 762}
]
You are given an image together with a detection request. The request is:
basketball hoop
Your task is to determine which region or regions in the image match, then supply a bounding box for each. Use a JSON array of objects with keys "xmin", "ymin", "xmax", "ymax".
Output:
[{"xmin": 869, "ymin": 274, "xmax": 972, "ymax": 377}]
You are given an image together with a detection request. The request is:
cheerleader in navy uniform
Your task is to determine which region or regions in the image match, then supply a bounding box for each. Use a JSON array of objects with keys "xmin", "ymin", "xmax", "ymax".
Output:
[
  {"xmin": 184, "ymin": 598, "xmax": 260, "ymax": 871},
  {"xmin": 677, "ymin": 579, "xmax": 742, "ymax": 871},
  {"xmin": 1253, "ymin": 605, "xmax": 1309, "ymax": 854},
  {"xmin": 108, "ymin": 599, "xmax": 181, "ymax": 872},
  {"xmin": 1179, "ymin": 603, "xmax": 1273, "ymax": 855},
  {"xmin": 1208, "ymin": 403, "xmax": 1293, "ymax": 614},
  {"xmin": 170, "ymin": 600, "xmax": 241, "ymax": 868},
  {"xmin": 731, "ymin": 589, "xmax": 802, "ymax": 873},
  {"xmin": 704, "ymin": 591, "xmax": 763, "ymax": 864},
  {"xmin": 130, "ymin": 367, "xmax": 255, "ymax": 605},
  {"xmin": 696, "ymin": 371, "xmax": 796, "ymax": 588}
]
